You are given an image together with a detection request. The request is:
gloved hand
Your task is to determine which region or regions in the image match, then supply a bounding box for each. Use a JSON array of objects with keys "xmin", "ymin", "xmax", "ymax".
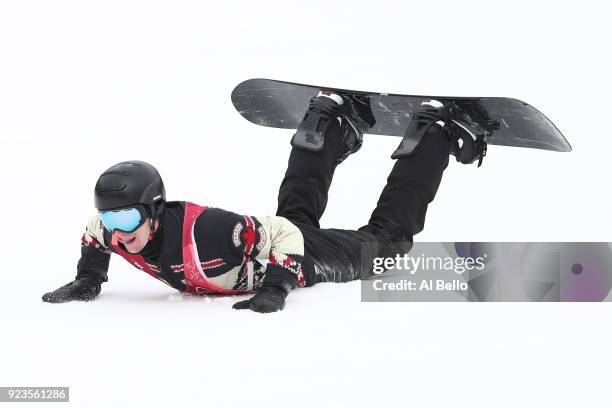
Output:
[
  {"xmin": 42, "ymin": 276, "xmax": 102, "ymax": 303},
  {"xmin": 232, "ymin": 285, "xmax": 288, "ymax": 313}
]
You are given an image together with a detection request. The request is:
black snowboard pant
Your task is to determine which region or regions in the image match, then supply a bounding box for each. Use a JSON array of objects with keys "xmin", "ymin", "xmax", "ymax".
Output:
[{"xmin": 276, "ymin": 119, "xmax": 451, "ymax": 284}]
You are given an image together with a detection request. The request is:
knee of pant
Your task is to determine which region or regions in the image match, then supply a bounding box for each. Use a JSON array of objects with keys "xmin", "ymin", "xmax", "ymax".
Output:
[{"xmin": 360, "ymin": 223, "xmax": 414, "ymax": 244}]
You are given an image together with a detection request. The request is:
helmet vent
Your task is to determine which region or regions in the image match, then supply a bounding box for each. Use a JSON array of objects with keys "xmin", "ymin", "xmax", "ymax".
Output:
[
  {"xmin": 96, "ymin": 184, "xmax": 127, "ymax": 192},
  {"xmin": 102, "ymin": 170, "xmax": 132, "ymax": 176}
]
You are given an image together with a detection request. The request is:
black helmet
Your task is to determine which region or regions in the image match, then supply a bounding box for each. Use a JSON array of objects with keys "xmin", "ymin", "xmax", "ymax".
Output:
[{"xmin": 94, "ymin": 160, "xmax": 166, "ymax": 220}]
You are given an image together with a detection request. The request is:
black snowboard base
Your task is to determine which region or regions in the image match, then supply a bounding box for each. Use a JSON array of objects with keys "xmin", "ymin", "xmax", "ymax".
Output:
[{"xmin": 231, "ymin": 78, "xmax": 571, "ymax": 153}]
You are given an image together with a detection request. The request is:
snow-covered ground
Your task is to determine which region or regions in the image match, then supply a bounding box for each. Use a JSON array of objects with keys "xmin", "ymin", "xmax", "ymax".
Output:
[{"xmin": 1, "ymin": 1, "xmax": 611, "ymax": 407}]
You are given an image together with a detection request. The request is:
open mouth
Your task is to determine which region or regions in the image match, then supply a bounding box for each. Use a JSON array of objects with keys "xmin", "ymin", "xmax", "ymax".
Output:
[{"xmin": 120, "ymin": 236, "xmax": 137, "ymax": 245}]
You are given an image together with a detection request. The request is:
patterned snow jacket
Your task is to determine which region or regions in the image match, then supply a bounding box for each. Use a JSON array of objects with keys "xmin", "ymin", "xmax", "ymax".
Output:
[{"xmin": 76, "ymin": 201, "xmax": 317, "ymax": 294}]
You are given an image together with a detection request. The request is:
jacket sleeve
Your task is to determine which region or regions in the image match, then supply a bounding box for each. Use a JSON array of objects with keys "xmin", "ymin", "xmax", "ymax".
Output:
[
  {"xmin": 193, "ymin": 208, "xmax": 305, "ymax": 292},
  {"xmin": 75, "ymin": 214, "xmax": 112, "ymax": 283},
  {"xmin": 255, "ymin": 215, "xmax": 306, "ymax": 291}
]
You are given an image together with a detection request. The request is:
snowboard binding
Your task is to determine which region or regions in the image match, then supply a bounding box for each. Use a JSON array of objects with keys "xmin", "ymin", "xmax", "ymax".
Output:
[
  {"xmin": 392, "ymin": 100, "xmax": 496, "ymax": 167},
  {"xmin": 291, "ymin": 90, "xmax": 376, "ymax": 164},
  {"xmin": 446, "ymin": 101, "xmax": 494, "ymax": 167}
]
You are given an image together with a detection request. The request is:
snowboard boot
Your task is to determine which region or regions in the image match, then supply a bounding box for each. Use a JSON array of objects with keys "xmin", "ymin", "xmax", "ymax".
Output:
[
  {"xmin": 391, "ymin": 100, "xmax": 489, "ymax": 167},
  {"xmin": 391, "ymin": 99, "xmax": 449, "ymax": 160},
  {"xmin": 291, "ymin": 90, "xmax": 376, "ymax": 164}
]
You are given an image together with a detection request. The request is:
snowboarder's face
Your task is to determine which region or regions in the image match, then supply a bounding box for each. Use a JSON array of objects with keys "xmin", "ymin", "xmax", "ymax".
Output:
[{"xmin": 113, "ymin": 218, "xmax": 156, "ymax": 253}]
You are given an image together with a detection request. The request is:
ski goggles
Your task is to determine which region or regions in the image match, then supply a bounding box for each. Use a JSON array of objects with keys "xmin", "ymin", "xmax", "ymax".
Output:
[{"xmin": 99, "ymin": 205, "xmax": 147, "ymax": 233}]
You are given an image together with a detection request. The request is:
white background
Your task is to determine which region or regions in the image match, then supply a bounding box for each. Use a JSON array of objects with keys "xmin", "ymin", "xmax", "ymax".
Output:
[{"xmin": 1, "ymin": 1, "xmax": 611, "ymax": 407}]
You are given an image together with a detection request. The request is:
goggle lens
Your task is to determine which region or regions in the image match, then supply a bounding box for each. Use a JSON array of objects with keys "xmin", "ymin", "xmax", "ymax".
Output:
[{"xmin": 99, "ymin": 207, "xmax": 144, "ymax": 233}]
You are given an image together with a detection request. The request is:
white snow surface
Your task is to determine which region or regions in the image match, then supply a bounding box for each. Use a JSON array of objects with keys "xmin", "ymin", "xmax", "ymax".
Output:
[{"xmin": 1, "ymin": 1, "xmax": 612, "ymax": 407}]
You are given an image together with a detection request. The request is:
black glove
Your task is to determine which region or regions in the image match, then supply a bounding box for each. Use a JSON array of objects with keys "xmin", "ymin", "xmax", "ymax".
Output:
[
  {"xmin": 233, "ymin": 285, "xmax": 288, "ymax": 313},
  {"xmin": 42, "ymin": 276, "xmax": 102, "ymax": 303}
]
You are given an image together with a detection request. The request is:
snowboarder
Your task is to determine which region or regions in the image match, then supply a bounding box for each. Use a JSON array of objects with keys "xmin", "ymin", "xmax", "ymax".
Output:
[{"xmin": 42, "ymin": 91, "xmax": 483, "ymax": 312}]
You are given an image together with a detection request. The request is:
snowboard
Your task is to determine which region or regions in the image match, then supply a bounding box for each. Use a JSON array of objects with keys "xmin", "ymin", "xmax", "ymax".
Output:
[{"xmin": 231, "ymin": 78, "xmax": 571, "ymax": 152}]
